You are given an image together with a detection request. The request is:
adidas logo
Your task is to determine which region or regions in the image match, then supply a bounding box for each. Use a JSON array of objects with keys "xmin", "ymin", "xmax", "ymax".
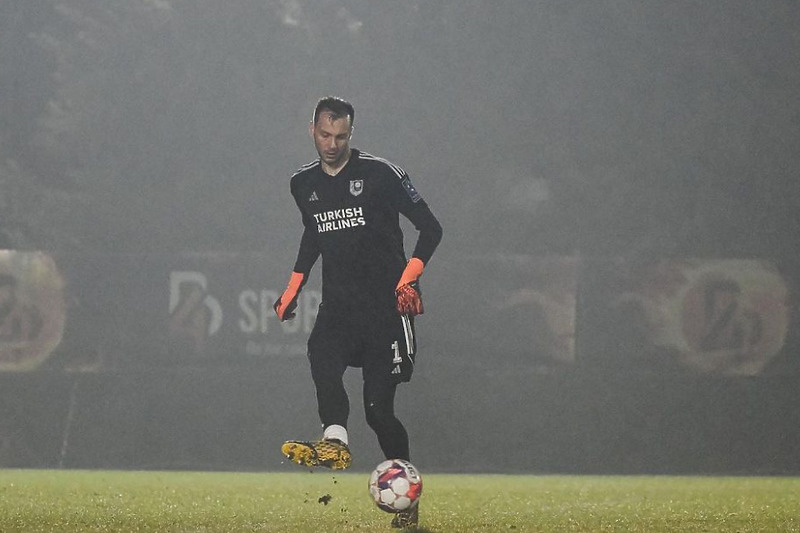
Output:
[
  {"xmin": 391, "ymin": 365, "xmax": 401, "ymax": 375},
  {"xmin": 309, "ymin": 191, "xmax": 319, "ymax": 202}
]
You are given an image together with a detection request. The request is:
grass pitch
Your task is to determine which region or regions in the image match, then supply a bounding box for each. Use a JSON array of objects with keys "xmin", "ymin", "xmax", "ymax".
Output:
[{"xmin": 0, "ymin": 469, "xmax": 799, "ymax": 532}]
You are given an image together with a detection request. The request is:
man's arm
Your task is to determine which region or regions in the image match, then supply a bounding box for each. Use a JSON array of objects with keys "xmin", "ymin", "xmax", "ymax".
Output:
[
  {"xmin": 404, "ymin": 200, "xmax": 443, "ymax": 265},
  {"xmin": 390, "ymin": 169, "xmax": 443, "ymax": 315},
  {"xmin": 274, "ymin": 183, "xmax": 321, "ymax": 321},
  {"xmin": 390, "ymin": 164, "xmax": 443, "ymax": 266},
  {"xmin": 293, "ymin": 224, "xmax": 321, "ymax": 276}
]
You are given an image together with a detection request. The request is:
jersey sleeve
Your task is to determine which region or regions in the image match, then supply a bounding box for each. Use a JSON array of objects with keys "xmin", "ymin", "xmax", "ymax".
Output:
[
  {"xmin": 385, "ymin": 167, "xmax": 443, "ymax": 265},
  {"xmin": 290, "ymin": 175, "xmax": 321, "ymax": 275},
  {"xmin": 292, "ymin": 225, "xmax": 321, "ymax": 275}
]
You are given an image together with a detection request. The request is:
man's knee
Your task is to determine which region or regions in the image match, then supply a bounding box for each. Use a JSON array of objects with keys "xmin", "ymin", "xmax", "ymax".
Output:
[{"xmin": 364, "ymin": 399, "xmax": 394, "ymax": 429}]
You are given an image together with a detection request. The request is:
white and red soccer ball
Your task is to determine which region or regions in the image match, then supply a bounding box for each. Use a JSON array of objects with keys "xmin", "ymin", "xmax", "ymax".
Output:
[{"xmin": 368, "ymin": 459, "xmax": 423, "ymax": 513}]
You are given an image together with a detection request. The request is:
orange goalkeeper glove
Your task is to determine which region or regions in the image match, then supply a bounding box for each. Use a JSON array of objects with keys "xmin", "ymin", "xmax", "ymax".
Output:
[
  {"xmin": 395, "ymin": 258, "xmax": 425, "ymax": 316},
  {"xmin": 273, "ymin": 271, "xmax": 305, "ymax": 321}
]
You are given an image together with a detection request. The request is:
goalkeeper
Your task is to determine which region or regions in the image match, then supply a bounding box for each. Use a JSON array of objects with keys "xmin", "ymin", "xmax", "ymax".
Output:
[{"xmin": 275, "ymin": 96, "xmax": 442, "ymax": 481}]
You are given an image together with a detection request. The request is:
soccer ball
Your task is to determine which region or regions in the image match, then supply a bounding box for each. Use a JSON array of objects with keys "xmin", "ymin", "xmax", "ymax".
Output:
[{"xmin": 368, "ymin": 459, "xmax": 423, "ymax": 513}]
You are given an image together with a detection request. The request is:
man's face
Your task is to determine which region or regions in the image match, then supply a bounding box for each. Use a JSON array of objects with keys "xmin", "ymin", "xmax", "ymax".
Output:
[{"xmin": 310, "ymin": 111, "xmax": 352, "ymax": 169}]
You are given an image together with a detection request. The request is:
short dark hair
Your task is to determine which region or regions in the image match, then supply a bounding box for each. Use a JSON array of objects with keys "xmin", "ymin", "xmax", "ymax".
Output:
[{"xmin": 313, "ymin": 96, "xmax": 355, "ymax": 126}]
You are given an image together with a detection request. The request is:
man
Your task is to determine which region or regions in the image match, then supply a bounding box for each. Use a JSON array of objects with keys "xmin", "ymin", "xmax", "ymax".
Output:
[{"xmin": 274, "ymin": 96, "xmax": 442, "ymax": 528}]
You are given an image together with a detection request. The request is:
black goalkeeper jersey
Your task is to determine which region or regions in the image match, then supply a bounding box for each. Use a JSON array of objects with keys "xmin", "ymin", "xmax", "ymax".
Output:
[{"xmin": 290, "ymin": 149, "xmax": 442, "ymax": 313}]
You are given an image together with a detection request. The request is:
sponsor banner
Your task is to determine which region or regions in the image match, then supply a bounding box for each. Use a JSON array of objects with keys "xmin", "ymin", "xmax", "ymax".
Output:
[
  {"xmin": 165, "ymin": 254, "xmax": 320, "ymax": 364},
  {"xmin": 5, "ymin": 251, "xmax": 319, "ymax": 371},
  {"xmin": 2, "ymin": 251, "xmax": 581, "ymax": 372},
  {"xmin": 4, "ymin": 251, "xmax": 796, "ymax": 376},
  {"xmin": 579, "ymin": 258, "xmax": 794, "ymax": 376}
]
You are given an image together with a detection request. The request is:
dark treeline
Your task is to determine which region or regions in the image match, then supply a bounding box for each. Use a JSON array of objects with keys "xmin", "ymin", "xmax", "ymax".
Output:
[{"xmin": 1, "ymin": 1, "xmax": 798, "ymax": 259}]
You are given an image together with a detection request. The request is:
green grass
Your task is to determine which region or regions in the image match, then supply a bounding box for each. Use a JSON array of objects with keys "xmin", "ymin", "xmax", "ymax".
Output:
[{"xmin": 1, "ymin": 469, "xmax": 799, "ymax": 532}]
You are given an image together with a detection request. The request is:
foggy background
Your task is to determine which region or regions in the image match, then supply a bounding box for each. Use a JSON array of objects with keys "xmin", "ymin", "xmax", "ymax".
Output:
[
  {"xmin": 1, "ymin": 1, "xmax": 800, "ymax": 474},
  {"xmin": 3, "ymin": 1, "xmax": 799, "ymax": 256}
]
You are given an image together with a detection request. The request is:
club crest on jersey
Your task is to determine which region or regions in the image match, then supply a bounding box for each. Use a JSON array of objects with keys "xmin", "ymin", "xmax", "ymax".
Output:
[{"xmin": 349, "ymin": 179, "xmax": 364, "ymax": 197}]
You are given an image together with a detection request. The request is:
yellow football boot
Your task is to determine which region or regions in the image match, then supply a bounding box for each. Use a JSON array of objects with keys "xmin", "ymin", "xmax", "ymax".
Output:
[{"xmin": 281, "ymin": 439, "xmax": 352, "ymax": 470}]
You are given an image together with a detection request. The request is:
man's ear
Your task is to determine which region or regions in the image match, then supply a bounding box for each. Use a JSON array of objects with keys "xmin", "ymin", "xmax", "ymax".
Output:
[{"xmin": 308, "ymin": 121, "xmax": 315, "ymax": 138}]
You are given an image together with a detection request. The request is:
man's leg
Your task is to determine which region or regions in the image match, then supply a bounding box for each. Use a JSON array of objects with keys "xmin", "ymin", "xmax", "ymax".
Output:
[
  {"xmin": 363, "ymin": 312, "xmax": 419, "ymax": 529},
  {"xmin": 309, "ymin": 342, "xmax": 349, "ymax": 431},
  {"xmin": 368, "ymin": 383, "xmax": 419, "ymax": 529},
  {"xmin": 363, "ymin": 378, "xmax": 409, "ymax": 461},
  {"xmin": 362, "ymin": 311, "xmax": 416, "ymax": 460},
  {"xmin": 281, "ymin": 313, "xmax": 352, "ymax": 469}
]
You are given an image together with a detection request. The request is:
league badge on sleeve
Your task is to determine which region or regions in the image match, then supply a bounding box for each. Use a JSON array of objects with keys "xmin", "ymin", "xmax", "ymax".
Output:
[{"xmin": 400, "ymin": 177, "xmax": 422, "ymax": 203}]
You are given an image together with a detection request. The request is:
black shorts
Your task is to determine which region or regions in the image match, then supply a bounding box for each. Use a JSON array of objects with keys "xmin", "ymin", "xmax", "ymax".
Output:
[{"xmin": 308, "ymin": 303, "xmax": 417, "ymax": 384}]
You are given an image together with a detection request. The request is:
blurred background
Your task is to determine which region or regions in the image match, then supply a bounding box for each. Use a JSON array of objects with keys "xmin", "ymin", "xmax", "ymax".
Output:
[{"xmin": 1, "ymin": 1, "xmax": 799, "ymax": 474}]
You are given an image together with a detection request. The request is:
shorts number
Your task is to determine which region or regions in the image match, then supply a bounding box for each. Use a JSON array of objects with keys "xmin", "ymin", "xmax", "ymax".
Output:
[{"xmin": 391, "ymin": 340, "xmax": 402, "ymax": 364}]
